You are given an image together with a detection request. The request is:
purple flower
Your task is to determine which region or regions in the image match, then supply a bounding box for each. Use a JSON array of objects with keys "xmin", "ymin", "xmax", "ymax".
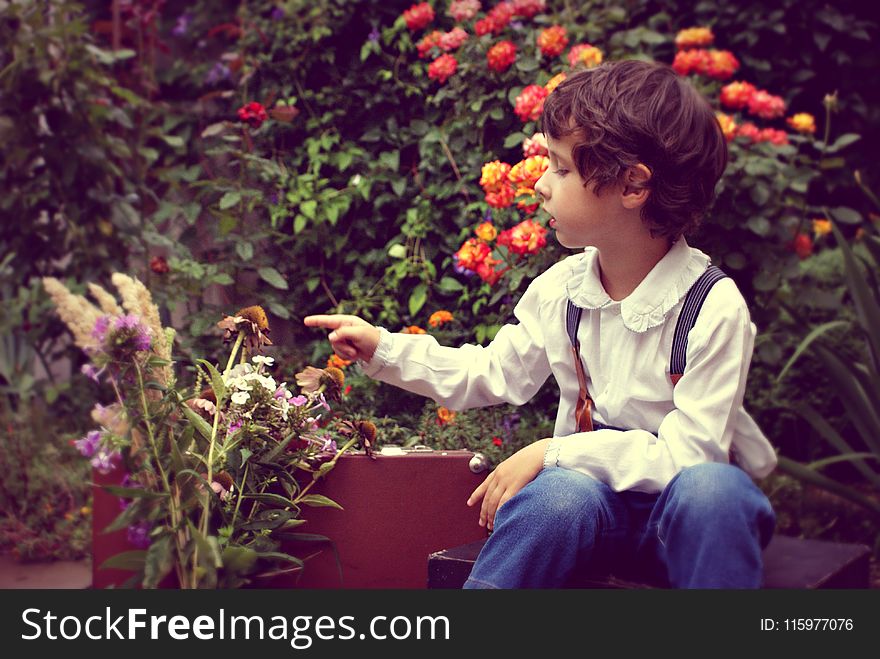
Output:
[
  {"xmin": 92, "ymin": 316, "xmax": 111, "ymax": 342},
  {"xmin": 127, "ymin": 521, "xmax": 152, "ymax": 549},
  {"xmin": 483, "ymin": 208, "xmax": 493, "ymax": 222},
  {"xmin": 290, "ymin": 395, "xmax": 307, "ymax": 407},
  {"xmin": 368, "ymin": 27, "xmax": 380, "ymax": 43},
  {"xmin": 227, "ymin": 419, "xmax": 244, "ymax": 435},
  {"xmin": 269, "ymin": 191, "xmax": 279, "ymax": 205},
  {"xmin": 110, "ymin": 314, "xmax": 152, "ymax": 352},
  {"xmin": 74, "ymin": 430, "xmax": 102, "ymax": 458},
  {"xmin": 118, "ymin": 474, "xmax": 141, "ymax": 511},
  {"xmin": 319, "ymin": 436, "xmax": 336, "ymax": 454},
  {"xmin": 172, "ymin": 13, "xmax": 192, "ymax": 37},
  {"xmin": 90, "ymin": 447, "xmax": 121, "ymax": 475},
  {"xmin": 318, "ymin": 392, "xmax": 330, "ymax": 411},
  {"xmin": 271, "ymin": 7, "xmax": 285, "ymax": 20},
  {"xmin": 204, "ymin": 61, "xmax": 231, "ymax": 85}
]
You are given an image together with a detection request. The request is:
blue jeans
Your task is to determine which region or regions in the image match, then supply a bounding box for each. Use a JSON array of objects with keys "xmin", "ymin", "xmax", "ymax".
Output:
[{"xmin": 463, "ymin": 462, "xmax": 776, "ymax": 589}]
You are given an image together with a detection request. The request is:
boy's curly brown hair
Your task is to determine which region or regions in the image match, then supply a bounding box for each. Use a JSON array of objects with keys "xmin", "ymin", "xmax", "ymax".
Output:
[{"xmin": 540, "ymin": 60, "xmax": 728, "ymax": 240}]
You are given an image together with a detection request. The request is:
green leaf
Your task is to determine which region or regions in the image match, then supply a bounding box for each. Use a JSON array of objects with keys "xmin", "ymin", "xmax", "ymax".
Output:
[
  {"xmin": 437, "ymin": 276, "xmax": 463, "ymax": 293},
  {"xmin": 219, "ymin": 191, "xmax": 241, "ymax": 210},
  {"xmin": 829, "ymin": 207, "xmax": 862, "ymax": 225},
  {"xmin": 503, "ymin": 132, "xmax": 526, "ymax": 149},
  {"xmin": 242, "ymin": 492, "xmax": 296, "ymax": 508},
  {"xmin": 143, "ymin": 535, "xmax": 174, "ymax": 589},
  {"xmin": 221, "ymin": 546, "xmax": 259, "ymax": 575},
  {"xmin": 409, "ymin": 283, "xmax": 427, "ymax": 317},
  {"xmin": 201, "ymin": 122, "xmax": 226, "ymax": 138},
  {"xmin": 100, "ymin": 550, "xmax": 147, "ymax": 572},
  {"xmin": 161, "ymin": 135, "xmax": 185, "ymax": 149},
  {"xmin": 776, "ymin": 320, "xmax": 848, "ymax": 382},
  {"xmin": 197, "ymin": 358, "xmax": 227, "ymax": 405},
  {"xmin": 388, "ymin": 244, "xmax": 407, "ymax": 259},
  {"xmin": 258, "ymin": 267, "xmax": 289, "ymax": 290},
  {"xmin": 300, "ymin": 200, "xmax": 317, "ymax": 220},
  {"xmin": 749, "ymin": 184, "xmax": 770, "ymax": 206},
  {"xmin": 267, "ymin": 301, "xmax": 290, "ymax": 320},
  {"xmin": 187, "ymin": 520, "xmax": 223, "ymax": 569},
  {"xmin": 826, "ymin": 133, "xmax": 861, "ymax": 153},
  {"xmin": 515, "ymin": 57, "xmax": 539, "ymax": 72},
  {"xmin": 182, "ymin": 404, "xmax": 214, "ymax": 441},
  {"xmin": 102, "ymin": 485, "xmax": 168, "ymax": 500},
  {"xmin": 297, "ymin": 494, "xmax": 343, "ymax": 510},
  {"xmin": 236, "ymin": 242, "xmax": 254, "ymax": 261},
  {"xmin": 391, "ymin": 178, "xmax": 407, "ymax": 196},
  {"xmin": 776, "ymin": 456, "xmax": 880, "ymax": 517},
  {"xmin": 294, "ymin": 214, "xmax": 307, "ymax": 234}
]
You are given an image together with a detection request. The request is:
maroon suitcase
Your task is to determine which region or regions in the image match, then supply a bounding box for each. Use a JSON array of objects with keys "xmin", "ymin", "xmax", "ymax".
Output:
[
  {"xmin": 284, "ymin": 448, "xmax": 489, "ymax": 589},
  {"xmin": 91, "ymin": 448, "xmax": 489, "ymax": 589}
]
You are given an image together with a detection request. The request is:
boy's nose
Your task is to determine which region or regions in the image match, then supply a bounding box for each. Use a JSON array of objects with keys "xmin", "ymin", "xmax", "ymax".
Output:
[{"xmin": 535, "ymin": 172, "xmax": 549, "ymax": 201}]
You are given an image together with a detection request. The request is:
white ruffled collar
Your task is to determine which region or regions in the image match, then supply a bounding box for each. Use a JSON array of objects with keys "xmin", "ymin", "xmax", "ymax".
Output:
[{"xmin": 564, "ymin": 238, "xmax": 711, "ymax": 333}]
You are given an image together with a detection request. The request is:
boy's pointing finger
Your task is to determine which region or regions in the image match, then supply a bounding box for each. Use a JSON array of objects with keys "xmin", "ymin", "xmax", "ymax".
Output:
[{"xmin": 303, "ymin": 315, "xmax": 343, "ymax": 329}]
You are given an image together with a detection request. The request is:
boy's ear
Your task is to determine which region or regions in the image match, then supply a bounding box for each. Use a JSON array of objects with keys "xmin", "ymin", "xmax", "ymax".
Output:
[{"xmin": 621, "ymin": 164, "xmax": 652, "ymax": 209}]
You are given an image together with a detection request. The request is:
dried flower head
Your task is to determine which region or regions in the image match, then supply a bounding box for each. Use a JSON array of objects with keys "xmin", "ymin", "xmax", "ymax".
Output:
[
  {"xmin": 338, "ymin": 419, "xmax": 379, "ymax": 458},
  {"xmin": 217, "ymin": 305, "xmax": 273, "ymax": 353},
  {"xmin": 294, "ymin": 365, "xmax": 345, "ymax": 402}
]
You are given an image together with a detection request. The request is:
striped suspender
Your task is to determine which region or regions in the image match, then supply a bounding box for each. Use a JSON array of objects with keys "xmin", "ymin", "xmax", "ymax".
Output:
[
  {"xmin": 669, "ymin": 265, "xmax": 728, "ymax": 384},
  {"xmin": 565, "ymin": 265, "xmax": 728, "ymax": 432}
]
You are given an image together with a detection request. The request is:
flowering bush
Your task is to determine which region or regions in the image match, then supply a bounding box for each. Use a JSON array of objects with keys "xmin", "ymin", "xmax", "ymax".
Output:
[{"xmin": 43, "ymin": 275, "xmax": 372, "ymax": 588}]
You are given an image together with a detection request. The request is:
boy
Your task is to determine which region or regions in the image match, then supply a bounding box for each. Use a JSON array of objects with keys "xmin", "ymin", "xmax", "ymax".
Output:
[{"xmin": 305, "ymin": 60, "xmax": 777, "ymax": 588}]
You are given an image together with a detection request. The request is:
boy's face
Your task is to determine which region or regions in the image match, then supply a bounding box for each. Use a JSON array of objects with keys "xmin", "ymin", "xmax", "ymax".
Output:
[{"xmin": 535, "ymin": 131, "xmax": 624, "ymax": 250}]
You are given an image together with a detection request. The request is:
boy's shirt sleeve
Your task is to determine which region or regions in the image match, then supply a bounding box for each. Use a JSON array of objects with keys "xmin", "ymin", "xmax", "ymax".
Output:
[
  {"xmin": 359, "ymin": 275, "xmax": 554, "ymax": 410},
  {"xmin": 544, "ymin": 281, "xmax": 757, "ymax": 492}
]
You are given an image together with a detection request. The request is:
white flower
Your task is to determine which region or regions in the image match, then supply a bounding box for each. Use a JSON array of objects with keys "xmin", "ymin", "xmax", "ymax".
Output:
[
  {"xmin": 231, "ymin": 391, "xmax": 250, "ymax": 405},
  {"xmin": 252, "ymin": 355, "xmax": 275, "ymax": 366}
]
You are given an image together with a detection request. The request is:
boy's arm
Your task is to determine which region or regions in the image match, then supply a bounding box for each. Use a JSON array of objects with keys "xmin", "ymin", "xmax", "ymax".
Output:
[
  {"xmin": 545, "ymin": 282, "xmax": 763, "ymax": 492},
  {"xmin": 308, "ymin": 278, "xmax": 554, "ymax": 411}
]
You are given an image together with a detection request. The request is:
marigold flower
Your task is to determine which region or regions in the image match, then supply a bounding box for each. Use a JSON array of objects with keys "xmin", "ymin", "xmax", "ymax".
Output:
[
  {"xmin": 787, "ymin": 112, "xmax": 817, "ymax": 134},
  {"xmin": 327, "ymin": 354, "xmax": 353, "ymax": 369},
  {"xmin": 567, "ymin": 44, "xmax": 603, "ymax": 69},
  {"xmin": 508, "ymin": 156, "xmax": 549, "ymax": 197},
  {"xmin": 497, "ymin": 218, "xmax": 547, "ymax": 256},
  {"xmin": 448, "ymin": 0, "xmax": 481, "ymax": 22},
  {"xmin": 475, "ymin": 221, "xmax": 498, "ymax": 241},
  {"xmin": 437, "ymin": 406, "xmax": 456, "ymax": 425},
  {"xmin": 487, "ymin": 40, "xmax": 517, "ymax": 72},
  {"xmin": 428, "ymin": 53, "xmax": 458, "ymax": 83},
  {"xmin": 812, "ymin": 218, "xmax": 832, "ymax": 237},
  {"xmin": 522, "ymin": 132, "xmax": 548, "ymax": 157},
  {"xmin": 440, "ymin": 27, "xmax": 469, "ymax": 51},
  {"xmin": 511, "ymin": 0, "xmax": 545, "ymax": 18},
  {"xmin": 401, "ymin": 325, "xmax": 427, "ymax": 334},
  {"xmin": 747, "ymin": 90, "xmax": 786, "ymax": 120},
  {"xmin": 455, "ymin": 238, "xmax": 492, "ymax": 270},
  {"xmin": 417, "ymin": 30, "xmax": 444, "ymax": 58},
  {"xmin": 237, "ymin": 101, "xmax": 268, "ymax": 128},
  {"xmin": 789, "ymin": 234, "xmax": 813, "ymax": 260},
  {"xmin": 403, "ymin": 2, "xmax": 435, "ymax": 31},
  {"xmin": 485, "ymin": 185, "xmax": 516, "ymax": 208},
  {"xmin": 674, "ymin": 27, "xmax": 714, "ymax": 49},
  {"xmin": 537, "ymin": 25, "xmax": 568, "ymax": 58},
  {"xmin": 514, "ymin": 84, "xmax": 548, "ymax": 122},
  {"xmin": 544, "ymin": 72, "xmax": 567, "ymax": 94},
  {"xmin": 480, "ymin": 160, "xmax": 513, "ymax": 193},
  {"xmin": 429, "ymin": 310, "xmax": 455, "ymax": 327},
  {"xmin": 715, "ymin": 112, "xmax": 737, "ymax": 142},
  {"xmin": 720, "ymin": 81, "xmax": 756, "ymax": 110}
]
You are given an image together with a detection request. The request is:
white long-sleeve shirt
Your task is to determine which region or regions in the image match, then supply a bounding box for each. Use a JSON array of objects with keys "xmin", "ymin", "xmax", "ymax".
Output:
[{"xmin": 360, "ymin": 238, "xmax": 777, "ymax": 493}]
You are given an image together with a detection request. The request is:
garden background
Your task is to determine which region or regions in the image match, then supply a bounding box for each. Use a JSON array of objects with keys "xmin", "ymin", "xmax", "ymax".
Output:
[{"xmin": 2, "ymin": 0, "xmax": 879, "ymax": 586}]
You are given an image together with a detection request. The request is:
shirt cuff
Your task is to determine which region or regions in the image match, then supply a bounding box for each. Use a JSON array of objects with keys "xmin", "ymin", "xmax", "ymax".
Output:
[
  {"xmin": 543, "ymin": 437, "xmax": 563, "ymax": 470},
  {"xmin": 358, "ymin": 327, "xmax": 392, "ymax": 377}
]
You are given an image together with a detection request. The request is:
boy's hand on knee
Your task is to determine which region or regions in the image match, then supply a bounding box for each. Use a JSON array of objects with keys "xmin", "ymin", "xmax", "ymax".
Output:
[
  {"xmin": 467, "ymin": 438, "xmax": 551, "ymax": 531},
  {"xmin": 303, "ymin": 314, "xmax": 381, "ymax": 363}
]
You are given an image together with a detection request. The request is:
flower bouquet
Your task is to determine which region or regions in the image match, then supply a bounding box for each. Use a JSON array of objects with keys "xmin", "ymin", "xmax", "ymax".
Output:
[{"xmin": 43, "ymin": 274, "xmax": 374, "ymax": 588}]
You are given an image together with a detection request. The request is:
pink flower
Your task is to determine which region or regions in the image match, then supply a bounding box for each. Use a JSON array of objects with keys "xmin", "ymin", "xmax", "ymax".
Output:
[
  {"xmin": 487, "ymin": 40, "xmax": 517, "ymax": 72},
  {"xmin": 428, "ymin": 53, "xmax": 458, "ymax": 83},
  {"xmin": 402, "ymin": 2, "xmax": 435, "ymax": 31},
  {"xmin": 514, "ymin": 84, "xmax": 548, "ymax": 122}
]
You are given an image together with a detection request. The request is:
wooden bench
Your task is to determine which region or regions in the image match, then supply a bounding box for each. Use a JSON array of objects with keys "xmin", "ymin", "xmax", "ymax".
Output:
[{"xmin": 427, "ymin": 535, "xmax": 872, "ymax": 589}]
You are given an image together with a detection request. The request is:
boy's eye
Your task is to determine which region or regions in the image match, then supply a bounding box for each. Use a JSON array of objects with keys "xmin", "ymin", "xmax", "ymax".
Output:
[{"xmin": 553, "ymin": 168, "xmax": 569, "ymax": 176}]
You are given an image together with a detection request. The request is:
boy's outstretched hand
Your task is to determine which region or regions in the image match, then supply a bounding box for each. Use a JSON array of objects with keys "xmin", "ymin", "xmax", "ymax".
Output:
[
  {"xmin": 303, "ymin": 314, "xmax": 381, "ymax": 363},
  {"xmin": 467, "ymin": 438, "xmax": 551, "ymax": 531}
]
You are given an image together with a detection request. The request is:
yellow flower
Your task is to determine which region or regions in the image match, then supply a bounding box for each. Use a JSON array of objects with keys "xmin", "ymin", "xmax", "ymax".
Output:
[
  {"xmin": 715, "ymin": 112, "xmax": 737, "ymax": 142},
  {"xmin": 480, "ymin": 160, "xmax": 512, "ymax": 194},
  {"xmin": 544, "ymin": 72, "xmax": 567, "ymax": 94},
  {"xmin": 428, "ymin": 310, "xmax": 454, "ymax": 328},
  {"xmin": 474, "ymin": 222, "xmax": 497, "ymax": 241},
  {"xmin": 675, "ymin": 27, "xmax": 714, "ymax": 49},
  {"xmin": 812, "ymin": 218, "xmax": 832, "ymax": 237},
  {"xmin": 509, "ymin": 156, "xmax": 550, "ymax": 197},
  {"xmin": 567, "ymin": 44, "xmax": 603, "ymax": 69},
  {"xmin": 437, "ymin": 406, "xmax": 456, "ymax": 425},
  {"xmin": 786, "ymin": 112, "xmax": 817, "ymax": 134}
]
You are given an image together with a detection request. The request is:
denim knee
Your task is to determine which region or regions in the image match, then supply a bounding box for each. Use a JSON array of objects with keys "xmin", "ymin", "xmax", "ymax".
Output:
[{"xmin": 660, "ymin": 462, "xmax": 775, "ymax": 545}]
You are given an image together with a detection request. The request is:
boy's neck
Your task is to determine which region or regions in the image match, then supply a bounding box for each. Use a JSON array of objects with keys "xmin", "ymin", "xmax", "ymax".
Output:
[{"xmin": 596, "ymin": 233, "xmax": 673, "ymax": 302}]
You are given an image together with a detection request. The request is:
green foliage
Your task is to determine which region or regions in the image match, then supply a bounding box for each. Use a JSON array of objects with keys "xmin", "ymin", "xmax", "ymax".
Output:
[{"xmin": 774, "ymin": 208, "xmax": 880, "ymax": 528}]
